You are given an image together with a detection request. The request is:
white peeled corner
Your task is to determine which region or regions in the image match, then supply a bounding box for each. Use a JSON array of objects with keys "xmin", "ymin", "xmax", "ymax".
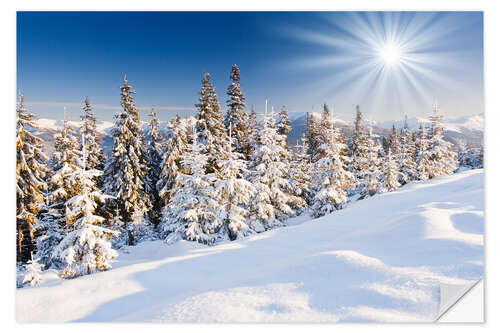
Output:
[{"xmin": 436, "ymin": 279, "xmax": 483, "ymax": 322}]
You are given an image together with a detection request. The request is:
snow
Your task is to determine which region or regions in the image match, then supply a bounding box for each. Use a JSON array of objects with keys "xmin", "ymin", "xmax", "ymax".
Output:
[{"xmin": 16, "ymin": 169, "xmax": 483, "ymax": 323}]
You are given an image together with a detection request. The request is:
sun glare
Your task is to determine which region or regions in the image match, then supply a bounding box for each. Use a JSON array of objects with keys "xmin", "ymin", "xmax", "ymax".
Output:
[{"xmin": 378, "ymin": 42, "xmax": 402, "ymax": 67}]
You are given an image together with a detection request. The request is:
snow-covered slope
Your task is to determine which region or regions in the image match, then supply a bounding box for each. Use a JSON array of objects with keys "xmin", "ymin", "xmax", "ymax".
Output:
[{"xmin": 16, "ymin": 170, "xmax": 483, "ymax": 323}]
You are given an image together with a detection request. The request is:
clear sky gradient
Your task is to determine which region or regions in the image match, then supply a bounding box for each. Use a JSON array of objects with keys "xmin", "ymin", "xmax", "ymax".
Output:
[{"xmin": 17, "ymin": 11, "xmax": 484, "ymax": 123}]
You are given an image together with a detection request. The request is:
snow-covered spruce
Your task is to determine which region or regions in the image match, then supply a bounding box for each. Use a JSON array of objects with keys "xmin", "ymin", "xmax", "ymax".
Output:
[
  {"xmin": 53, "ymin": 166, "xmax": 119, "ymax": 278},
  {"xmin": 288, "ymin": 133, "xmax": 313, "ymax": 210},
  {"xmin": 159, "ymin": 130, "xmax": 221, "ymax": 245},
  {"xmin": 34, "ymin": 205, "xmax": 65, "ymax": 269},
  {"xmin": 102, "ymin": 76, "xmax": 153, "ymax": 245},
  {"xmin": 144, "ymin": 107, "xmax": 163, "ymax": 226},
  {"xmin": 80, "ymin": 97, "xmax": 105, "ymax": 171},
  {"xmin": 225, "ymin": 64, "xmax": 251, "ymax": 159},
  {"xmin": 427, "ymin": 105, "xmax": 458, "ymax": 178},
  {"xmin": 310, "ymin": 106, "xmax": 354, "ymax": 217},
  {"xmin": 157, "ymin": 115, "xmax": 189, "ymax": 206},
  {"xmin": 46, "ymin": 109, "xmax": 81, "ymax": 224},
  {"xmin": 277, "ymin": 105, "xmax": 291, "ymax": 146},
  {"xmin": 457, "ymin": 139, "xmax": 483, "ymax": 170},
  {"xmin": 16, "ymin": 92, "xmax": 48, "ymax": 262},
  {"xmin": 350, "ymin": 107, "xmax": 382, "ymax": 199},
  {"xmin": 196, "ymin": 72, "xmax": 229, "ymax": 173},
  {"xmin": 380, "ymin": 149, "xmax": 401, "ymax": 193},
  {"xmin": 22, "ymin": 256, "xmax": 44, "ymax": 287},
  {"xmin": 397, "ymin": 116, "xmax": 417, "ymax": 185},
  {"xmin": 415, "ymin": 124, "xmax": 433, "ymax": 181},
  {"xmin": 214, "ymin": 126, "xmax": 257, "ymax": 240},
  {"xmin": 247, "ymin": 110, "xmax": 305, "ymax": 231}
]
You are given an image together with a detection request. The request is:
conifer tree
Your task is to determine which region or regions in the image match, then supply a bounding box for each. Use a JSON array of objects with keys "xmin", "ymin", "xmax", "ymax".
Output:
[
  {"xmin": 53, "ymin": 162, "xmax": 118, "ymax": 277},
  {"xmin": 427, "ymin": 104, "xmax": 458, "ymax": 177},
  {"xmin": 214, "ymin": 126, "xmax": 257, "ymax": 240},
  {"xmin": 247, "ymin": 105, "xmax": 258, "ymax": 156},
  {"xmin": 49, "ymin": 109, "xmax": 81, "ymax": 208},
  {"xmin": 315, "ymin": 104, "xmax": 334, "ymax": 161},
  {"xmin": 157, "ymin": 115, "xmax": 189, "ymax": 206},
  {"xmin": 457, "ymin": 140, "xmax": 483, "ymax": 169},
  {"xmin": 159, "ymin": 130, "xmax": 221, "ymax": 245},
  {"xmin": 103, "ymin": 76, "xmax": 152, "ymax": 244},
  {"xmin": 398, "ymin": 115, "xmax": 417, "ymax": 184},
  {"xmin": 288, "ymin": 134, "xmax": 313, "ymax": 209},
  {"xmin": 144, "ymin": 108, "xmax": 163, "ymax": 226},
  {"xmin": 34, "ymin": 205, "xmax": 65, "ymax": 269},
  {"xmin": 277, "ymin": 105, "xmax": 291, "ymax": 147},
  {"xmin": 310, "ymin": 109, "xmax": 354, "ymax": 217},
  {"xmin": 35, "ymin": 108, "xmax": 80, "ymax": 268},
  {"xmin": 415, "ymin": 124, "xmax": 432, "ymax": 180},
  {"xmin": 381, "ymin": 149, "xmax": 401, "ymax": 192},
  {"xmin": 16, "ymin": 92, "xmax": 48, "ymax": 262},
  {"xmin": 350, "ymin": 105, "xmax": 371, "ymax": 193},
  {"xmin": 80, "ymin": 97, "xmax": 105, "ymax": 171},
  {"xmin": 388, "ymin": 124, "xmax": 401, "ymax": 155},
  {"xmin": 196, "ymin": 72, "xmax": 229, "ymax": 173},
  {"xmin": 247, "ymin": 111, "xmax": 304, "ymax": 231},
  {"xmin": 358, "ymin": 128, "xmax": 382, "ymax": 199},
  {"xmin": 225, "ymin": 64, "xmax": 251, "ymax": 158},
  {"xmin": 305, "ymin": 112, "xmax": 322, "ymax": 162},
  {"xmin": 22, "ymin": 256, "xmax": 44, "ymax": 286}
]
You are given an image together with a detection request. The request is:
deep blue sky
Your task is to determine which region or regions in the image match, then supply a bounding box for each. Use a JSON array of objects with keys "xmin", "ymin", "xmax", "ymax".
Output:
[{"xmin": 17, "ymin": 11, "xmax": 483, "ymax": 123}]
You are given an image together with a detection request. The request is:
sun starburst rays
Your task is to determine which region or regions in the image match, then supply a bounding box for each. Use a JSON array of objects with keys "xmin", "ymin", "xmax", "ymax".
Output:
[{"xmin": 287, "ymin": 12, "xmax": 469, "ymax": 119}]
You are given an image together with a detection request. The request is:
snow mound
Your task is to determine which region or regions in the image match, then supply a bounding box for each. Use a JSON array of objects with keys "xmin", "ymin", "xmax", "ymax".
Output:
[{"xmin": 16, "ymin": 170, "xmax": 483, "ymax": 323}]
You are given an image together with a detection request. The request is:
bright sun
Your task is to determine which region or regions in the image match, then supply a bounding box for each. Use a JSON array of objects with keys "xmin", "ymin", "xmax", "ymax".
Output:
[{"xmin": 378, "ymin": 43, "xmax": 402, "ymax": 67}]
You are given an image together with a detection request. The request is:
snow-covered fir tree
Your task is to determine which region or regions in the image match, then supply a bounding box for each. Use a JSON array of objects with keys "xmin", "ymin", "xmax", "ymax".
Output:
[
  {"xmin": 314, "ymin": 104, "xmax": 335, "ymax": 160},
  {"xmin": 310, "ymin": 108, "xmax": 354, "ymax": 217},
  {"xmin": 159, "ymin": 130, "xmax": 221, "ymax": 245},
  {"xmin": 196, "ymin": 72, "xmax": 230, "ymax": 172},
  {"xmin": 103, "ymin": 76, "xmax": 153, "ymax": 245},
  {"xmin": 53, "ymin": 161, "xmax": 119, "ymax": 277},
  {"xmin": 380, "ymin": 149, "xmax": 401, "ymax": 192},
  {"xmin": 427, "ymin": 103, "xmax": 458, "ymax": 178},
  {"xmin": 80, "ymin": 97, "xmax": 105, "ymax": 171},
  {"xmin": 34, "ymin": 203, "xmax": 65, "ymax": 269},
  {"xmin": 37, "ymin": 109, "xmax": 83, "ymax": 268},
  {"xmin": 397, "ymin": 115, "xmax": 417, "ymax": 184},
  {"xmin": 387, "ymin": 124, "xmax": 401, "ymax": 155},
  {"xmin": 22, "ymin": 256, "xmax": 44, "ymax": 286},
  {"xmin": 247, "ymin": 110, "xmax": 305, "ymax": 231},
  {"xmin": 157, "ymin": 115, "xmax": 189, "ymax": 206},
  {"xmin": 288, "ymin": 134, "xmax": 313, "ymax": 209},
  {"xmin": 214, "ymin": 125, "xmax": 257, "ymax": 240},
  {"xmin": 358, "ymin": 127, "xmax": 383, "ymax": 199},
  {"xmin": 48, "ymin": 108, "xmax": 81, "ymax": 208},
  {"xmin": 225, "ymin": 64, "xmax": 251, "ymax": 159},
  {"xmin": 277, "ymin": 105, "xmax": 291, "ymax": 147},
  {"xmin": 247, "ymin": 105, "xmax": 258, "ymax": 154},
  {"xmin": 457, "ymin": 139, "xmax": 483, "ymax": 169},
  {"xmin": 305, "ymin": 112, "xmax": 322, "ymax": 162},
  {"xmin": 16, "ymin": 92, "xmax": 48, "ymax": 262},
  {"xmin": 144, "ymin": 108, "xmax": 163, "ymax": 226},
  {"xmin": 415, "ymin": 124, "xmax": 433, "ymax": 180},
  {"xmin": 350, "ymin": 105, "xmax": 381, "ymax": 197}
]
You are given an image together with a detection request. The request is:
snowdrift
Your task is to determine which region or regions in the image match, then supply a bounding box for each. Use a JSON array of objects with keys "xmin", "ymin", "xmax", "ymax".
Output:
[{"xmin": 16, "ymin": 169, "xmax": 484, "ymax": 323}]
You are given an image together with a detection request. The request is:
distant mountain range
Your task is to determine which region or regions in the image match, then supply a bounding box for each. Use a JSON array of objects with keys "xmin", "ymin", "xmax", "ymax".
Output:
[
  {"xmin": 288, "ymin": 112, "xmax": 484, "ymax": 149},
  {"xmin": 32, "ymin": 112, "xmax": 483, "ymax": 157}
]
